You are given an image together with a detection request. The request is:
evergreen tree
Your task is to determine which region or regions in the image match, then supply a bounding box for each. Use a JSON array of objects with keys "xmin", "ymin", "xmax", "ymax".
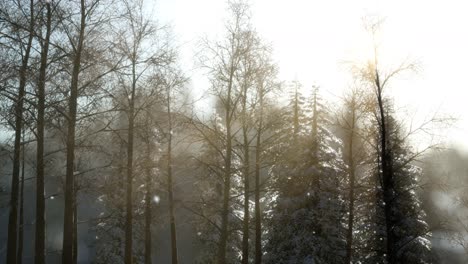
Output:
[
  {"xmin": 384, "ymin": 113, "xmax": 432, "ymax": 263},
  {"xmin": 355, "ymin": 105, "xmax": 433, "ymax": 264},
  {"xmin": 265, "ymin": 87, "xmax": 347, "ymax": 264}
]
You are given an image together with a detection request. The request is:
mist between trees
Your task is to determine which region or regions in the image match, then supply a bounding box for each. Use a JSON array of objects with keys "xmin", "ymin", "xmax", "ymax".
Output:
[{"xmin": 0, "ymin": 0, "xmax": 465, "ymax": 264}]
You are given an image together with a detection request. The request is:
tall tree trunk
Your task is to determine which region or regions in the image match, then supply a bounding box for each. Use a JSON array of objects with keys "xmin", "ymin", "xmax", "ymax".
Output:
[
  {"xmin": 18, "ymin": 130, "xmax": 26, "ymax": 264},
  {"xmin": 118, "ymin": 143, "xmax": 125, "ymax": 256},
  {"xmin": 345, "ymin": 107, "xmax": 356, "ymax": 264},
  {"xmin": 115, "ymin": 143, "xmax": 125, "ymax": 258},
  {"xmin": 217, "ymin": 66, "xmax": 235, "ymax": 264},
  {"xmin": 62, "ymin": 1, "xmax": 86, "ymax": 262},
  {"xmin": 7, "ymin": 0, "xmax": 34, "ymax": 262},
  {"xmin": 167, "ymin": 97, "xmax": 179, "ymax": 264},
  {"xmin": 73, "ymin": 190, "xmax": 78, "ymax": 264},
  {"xmin": 374, "ymin": 70, "xmax": 396, "ymax": 264},
  {"xmin": 144, "ymin": 159, "xmax": 152, "ymax": 264},
  {"xmin": 35, "ymin": 3, "xmax": 52, "ymax": 264},
  {"xmin": 254, "ymin": 88, "xmax": 263, "ymax": 264},
  {"xmin": 124, "ymin": 55, "xmax": 137, "ymax": 264},
  {"xmin": 218, "ymin": 135, "xmax": 232, "ymax": 264},
  {"xmin": 241, "ymin": 89, "xmax": 250, "ymax": 264}
]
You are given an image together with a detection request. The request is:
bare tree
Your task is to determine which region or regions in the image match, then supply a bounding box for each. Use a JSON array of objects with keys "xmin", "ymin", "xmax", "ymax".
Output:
[
  {"xmin": 240, "ymin": 68, "xmax": 252, "ymax": 264},
  {"xmin": 252, "ymin": 49, "xmax": 277, "ymax": 264},
  {"xmin": 61, "ymin": 0, "xmax": 86, "ymax": 261},
  {"xmin": 235, "ymin": 27, "xmax": 257, "ymax": 264},
  {"xmin": 1, "ymin": 0, "xmax": 36, "ymax": 262},
  {"xmin": 17, "ymin": 129, "xmax": 26, "ymax": 264},
  {"xmin": 112, "ymin": 1, "xmax": 175, "ymax": 262},
  {"xmin": 138, "ymin": 110, "xmax": 159, "ymax": 264},
  {"xmin": 162, "ymin": 69, "xmax": 186, "ymax": 264},
  {"xmin": 34, "ymin": 2, "xmax": 52, "ymax": 263},
  {"xmin": 254, "ymin": 81, "xmax": 263, "ymax": 264},
  {"xmin": 199, "ymin": 2, "xmax": 252, "ymax": 262},
  {"xmin": 353, "ymin": 18, "xmax": 423, "ymax": 264},
  {"xmin": 59, "ymin": 0, "xmax": 117, "ymax": 262},
  {"xmin": 336, "ymin": 87, "xmax": 370, "ymax": 264}
]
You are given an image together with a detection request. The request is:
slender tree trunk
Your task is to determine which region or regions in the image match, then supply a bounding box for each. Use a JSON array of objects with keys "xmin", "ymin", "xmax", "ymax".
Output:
[
  {"xmin": 217, "ymin": 66, "xmax": 235, "ymax": 264},
  {"xmin": 117, "ymin": 143, "xmax": 125, "ymax": 257},
  {"xmin": 7, "ymin": 1, "xmax": 34, "ymax": 262},
  {"xmin": 241, "ymin": 90, "xmax": 250, "ymax": 264},
  {"xmin": 18, "ymin": 130, "xmax": 26, "ymax": 264},
  {"xmin": 144, "ymin": 160, "xmax": 152, "ymax": 264},
  {"xmin": 254, "ymin": 134, "xmax": 262, "ymax": 264},
  {"xmin": 374, "ymin": 70, "xmax": 396, "ymax": 264},
  {"xmin": 124, "ymin": 55, "xmax": 137, "ymax": 264},
  {"xmin": 254, "ymin": 89, "xmax": 263, "ymax": 264},
  {"xmin": 218, "ymin": 136, "xmax": 232, "ymax": 264},
  {"xmin": 124, "ymin": 91, "xmax": 135, "ymax": 264},
  {"xmin": 167, "ymin": 97, "xmax": 179, "ymax": 264},
  {"xmin": 73, "ymin": 191, "xmax": 78, "ymax": 264},
  {"xmin": 345, "ymin": 108, "xmax": 356, "ymax": 264},
  {"xmin": 35, "ymin": 4, "xmax": 52, "ymax": 264},
  {"xmin": 62, "ymin": 1, "xmax": 86, "ymax": 263}
]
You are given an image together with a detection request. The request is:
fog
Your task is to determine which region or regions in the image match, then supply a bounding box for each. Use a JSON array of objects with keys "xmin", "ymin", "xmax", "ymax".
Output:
[{"xmin": 1, "ymin": 0, "xmax": 467, "ymax": 263}]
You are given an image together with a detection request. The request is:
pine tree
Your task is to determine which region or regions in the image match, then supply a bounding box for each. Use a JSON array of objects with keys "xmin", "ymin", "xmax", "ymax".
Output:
[
  {"xmin": 265, "ymin": 87, "xmax": 347, "ymax": 264},
  {"xmin": 384, "ymin": 113, "xmax": 432, "ymax": 263},
  {"xmin": 355, "ymin": 106, "xmax": 433, "ymax": 264}
]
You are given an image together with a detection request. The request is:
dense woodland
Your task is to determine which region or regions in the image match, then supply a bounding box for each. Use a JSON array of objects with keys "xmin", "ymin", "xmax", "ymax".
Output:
[{"xmin": 1, "ymin": 0, "xmax": 467, "ymax": 264}]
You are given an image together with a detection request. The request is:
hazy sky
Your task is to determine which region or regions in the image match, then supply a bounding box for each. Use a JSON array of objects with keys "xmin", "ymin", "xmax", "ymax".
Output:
[{"xmin": 152, "ymin": 0, "xmax": 468, "ymax": 151}]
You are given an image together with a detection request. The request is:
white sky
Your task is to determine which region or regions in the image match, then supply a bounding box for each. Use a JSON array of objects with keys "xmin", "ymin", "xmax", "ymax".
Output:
[{"xmin": 151, "ymin": 0, "xmax": 468, "ymax": 151}]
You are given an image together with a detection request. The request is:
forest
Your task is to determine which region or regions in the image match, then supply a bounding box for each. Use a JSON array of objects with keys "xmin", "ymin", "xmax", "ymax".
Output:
[{"xmin": 1, "ymin": 0, "xmax": 468, "ymax": 263}]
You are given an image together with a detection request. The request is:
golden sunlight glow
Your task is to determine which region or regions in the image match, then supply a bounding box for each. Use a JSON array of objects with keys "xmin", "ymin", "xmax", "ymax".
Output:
[{"xmin": 154, "ymin": 0, "xmax": 468, "ymax": 151}]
